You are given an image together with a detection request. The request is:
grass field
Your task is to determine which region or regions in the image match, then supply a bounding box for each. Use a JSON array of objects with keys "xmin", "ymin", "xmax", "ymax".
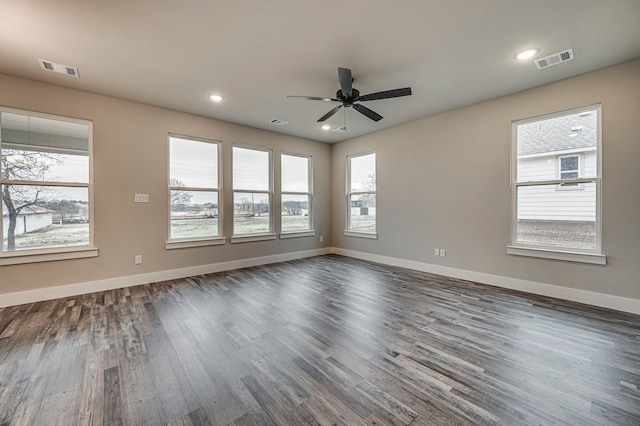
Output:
[
  {"xmin": 5, "ymin": 216, "xmax": 312, "ymax": 250},
  {"xmin": 5, "ymin": 217, "xmax": 594, "ymax": 251},
  {"xmin": 6, "ymin": 223, "xmax": 90, "ymax": 251}
]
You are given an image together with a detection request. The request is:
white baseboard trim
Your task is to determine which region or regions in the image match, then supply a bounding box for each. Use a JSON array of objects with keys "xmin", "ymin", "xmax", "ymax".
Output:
[
  {"xmin": 0, "ymin": 248, "xmax": 332, "ymax": 307},
  {"xmin": 331, "ymin": 248, "xmax": 640, "ymax": 315}
]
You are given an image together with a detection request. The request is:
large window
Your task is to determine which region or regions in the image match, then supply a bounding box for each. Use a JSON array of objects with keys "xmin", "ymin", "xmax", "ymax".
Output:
[
  {"xmin": 281, "ymin": 153, "xmax": 312, "ymax": 234},
  {"xmin": 509, "ymin": 104, "xmax": 604, "ymax": 264},
  {"xmin": 233, "ymin": 146, "xmax": 273, "ymax": 239},
  {"xmin": 346, "ymin": 152, "xmax": 376, "ymax": 237},
  {"xmin": 168, "ymin": 135, "xmax": 222, "ymax": 247},
  {"xmin": 0, "ymin": 108, "xmax": 94, "ymax": 262}
]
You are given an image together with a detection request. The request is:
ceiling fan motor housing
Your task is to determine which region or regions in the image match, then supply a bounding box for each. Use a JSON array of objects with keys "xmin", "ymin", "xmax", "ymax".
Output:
[{"xmin": 337, "ymin": 88, "xmax": 359, "ymax": 106}]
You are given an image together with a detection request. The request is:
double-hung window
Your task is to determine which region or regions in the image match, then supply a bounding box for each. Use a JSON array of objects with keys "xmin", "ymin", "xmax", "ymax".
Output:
[
  {"xmin": 0, "ymin": 107, "xmax": 96, "ymax": 264},
  {"xmin": 508, "ymin": 104, "xmax": 604, "ymax": 264},
  {"xmin": 281, "ymin": 153, "xmax": 313, "ymax": 236},
  {"xmin": 167, "ymin": 135, "xmax": 223, "ymax": 248},
  {"xmin": 232, "ymin": 146, "xmax": 274, "ymax": 242},
  {"xmin": 345, "ymin": 152, "xmax": 377, "ymax": 238},
  {"xmin": 558, "ymin": 154, "xmax": 581, "ymax": 189}
]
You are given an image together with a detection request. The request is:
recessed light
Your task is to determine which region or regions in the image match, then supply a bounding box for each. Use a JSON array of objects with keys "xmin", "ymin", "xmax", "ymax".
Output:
[
  {"xmin": 322, "ymin": 125, "xmax": 331, "ymax": 131},
  {"xmin": 209, "ymin": 94, "xmax": 223, "ymax": 102},
  {"xmin": 515, "ymin": 49, "xmax": 538, "ymax": 60}
]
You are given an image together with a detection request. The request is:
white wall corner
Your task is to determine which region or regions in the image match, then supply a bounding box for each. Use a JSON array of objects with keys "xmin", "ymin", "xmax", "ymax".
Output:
[{"xmin": 330, "ymin": 247, "xmax": 640, "ymax": 315}]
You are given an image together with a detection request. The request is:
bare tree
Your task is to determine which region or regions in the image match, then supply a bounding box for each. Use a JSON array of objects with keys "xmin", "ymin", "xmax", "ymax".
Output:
[
  {"xmin": 170, "ymin": 178, "xmax": 193, "ymax": 206},
  {"xmin": 359, "ymin": 173, "xmax": 376, "ymax": 208},
  {"xmin": 1, "ymin": 150, "xmax": 62, "ymax": 250}
]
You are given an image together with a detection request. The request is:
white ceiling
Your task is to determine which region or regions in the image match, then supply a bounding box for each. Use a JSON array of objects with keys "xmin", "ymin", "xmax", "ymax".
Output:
[{"xmin": 1, "ymin": 1, "xmax": 639, "ymax": 143}]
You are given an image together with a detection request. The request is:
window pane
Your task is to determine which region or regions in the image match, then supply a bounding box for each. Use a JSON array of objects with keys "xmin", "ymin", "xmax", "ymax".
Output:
[
  {"xmin": 281, "ymin": 154, "xmax": 309, "ymax": 192},
  {"xmin": 169, "ymin": 136, "xmax": 218, "ymax": 188},
  {"xmin": 2, "ymin": 184, "xmax": 89, "ymax": 251},
  {"xmin": 1, "ymin": 149, "xmax": 89, "ymax": 183},
  {"xmin": 516, "ymin": 109, "xmax": 597, "ymax": 182},
  {"xmin": 233, "ymin": 147, "xmax": 269, "ymax": 191},
  {"xmin": 349, "ymin": 193, "xmax": 376, "ymax": 232},
  {"xmin": 350, "ymin": 153, "xmax": 375, "ymax": 192},
  {"xmin": 560, "ymin": 156, "xmax": 578, "ymax": 172},
  {"xmin": 234, "ymin": 192, "xmax": 270, "ymax": 234},
  {"xmin": 516, "ymin": 183, "xmax": 596, "ymax": 249},
  {"xmin": 1, "ymin": 112, "xmax": 89, "ymax": 183},
  {"xmin": 282, "ymin": 194, "xmax": 310, "ymax": 231},
  {"xmin": 170, "ymin": 190, "xmax": 218, "ymax": 239},
  {"xmin": 560, "ymin": 171, "xmax": 579, "ymax": 180}
]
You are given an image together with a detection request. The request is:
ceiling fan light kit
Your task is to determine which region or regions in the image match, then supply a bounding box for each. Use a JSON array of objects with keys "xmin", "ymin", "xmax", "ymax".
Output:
[{"xmin": 288, "ymin": 67, "xmax": 412, "ymax": 123}]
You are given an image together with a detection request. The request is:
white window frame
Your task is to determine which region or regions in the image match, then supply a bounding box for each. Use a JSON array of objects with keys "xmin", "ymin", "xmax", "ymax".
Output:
[
  {"xmin": 231, "ymin": 145, "xmax": 275, "ymax": 243},
  {"xmin": 508, "ymin": 104, "xmax": 605, "ymax": 265},
  {"xmin": 556, "ymin": 153, "xmax": 583, "ymax": 191},
  {"xmin": 345, "ymin": 151, "xmax": 377, "ymax": 239},
  {"xmin": 166, "ymin": 134, "xmax": 224, "ymax": 250},
  {"xmin": 280, "ymin": 152, "xmax": 314, "ymax": 238},
  {"xmin": 0, "ymin": 106, "xmax": 97, "ymax": 265}
]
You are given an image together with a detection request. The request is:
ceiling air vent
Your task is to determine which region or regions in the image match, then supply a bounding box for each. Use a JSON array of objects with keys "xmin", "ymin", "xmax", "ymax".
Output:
[
  {"xmin": 268, "ymin": 118, "xmax": 288, "ymax": 126},
  {"xmin": 331, "ymin": 126, "xmax": 348, "ymax": 134},
  {"xmin": 37, "ymin": 59, "xmax": 80, "ymax": 78},
  {"xmin": 535, "ymin": 49, "xmax": 574, "ymax": 70}
]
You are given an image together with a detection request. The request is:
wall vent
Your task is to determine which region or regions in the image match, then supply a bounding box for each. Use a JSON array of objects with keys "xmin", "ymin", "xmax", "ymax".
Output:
[
  {"xmin": 535, "ymin": 49, "xmax": 574, "ymax": 70},
  {"xmin": 331, "ymin": 126, "xmax": 348, "ymax": 134},
  {"xmin": 268, "ymin": 119, "xmax": 288, "ymax": 126},
  {"xmin": 38, "ymin": 59, "xmax": 80, "ymax": 77}
]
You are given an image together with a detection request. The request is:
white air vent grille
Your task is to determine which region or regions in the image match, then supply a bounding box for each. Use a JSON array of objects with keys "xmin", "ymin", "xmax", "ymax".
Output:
[
  {"xmin": 535, "ymin": 49, "xmax": 574, "ymax": 69},
  {"xmin": 331, "ymin": 126, "xmax": 348, "ymax": 134},
  {"xmin": 268, "ymin": 119, "xmax": 288, "ymax": 126},
  {"xmin": 37, "ymin": 59, "xmax": 80, "ymax": 77}
]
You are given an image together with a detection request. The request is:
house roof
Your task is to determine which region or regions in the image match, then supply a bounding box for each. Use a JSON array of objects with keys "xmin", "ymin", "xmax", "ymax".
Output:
[{"xmin": 517, "ymin": 109, "xmax": 597, "ymax": 156}]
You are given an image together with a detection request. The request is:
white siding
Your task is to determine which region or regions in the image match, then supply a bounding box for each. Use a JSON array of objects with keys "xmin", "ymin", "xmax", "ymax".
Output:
[{"xmin": 517, "ymin": 151, "xmax": 596, "ymax": 221}]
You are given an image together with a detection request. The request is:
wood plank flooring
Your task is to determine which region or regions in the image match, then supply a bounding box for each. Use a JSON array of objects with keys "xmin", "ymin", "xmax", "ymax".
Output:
[{"xmin": 1, "ymin": 254, "xmax": 639, "ymax": 425}]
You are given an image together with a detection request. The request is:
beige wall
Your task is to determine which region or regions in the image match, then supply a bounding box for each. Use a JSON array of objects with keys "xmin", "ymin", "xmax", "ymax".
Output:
[
  {"xmin": 332, "ymin": 60, "xmax": 640, "ymax": 300},
  {"xmin": 2, "ymin": 60, "xmax": 639, "ymax": 303},
  {"xmin": 0, "ymin": 74, "xmax": 331, "ymax": 295}
]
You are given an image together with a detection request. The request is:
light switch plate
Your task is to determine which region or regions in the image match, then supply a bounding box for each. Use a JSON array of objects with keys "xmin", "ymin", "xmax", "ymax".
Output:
[{"xmin": 134, "ymin": 194, "xmax": 149, "ymax": 203}]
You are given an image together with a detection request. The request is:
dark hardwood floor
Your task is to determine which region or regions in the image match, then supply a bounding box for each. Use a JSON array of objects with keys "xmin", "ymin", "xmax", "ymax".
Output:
[{"xmin": 1, "ymin": 254, "xmax": 639, "ymax": 425}]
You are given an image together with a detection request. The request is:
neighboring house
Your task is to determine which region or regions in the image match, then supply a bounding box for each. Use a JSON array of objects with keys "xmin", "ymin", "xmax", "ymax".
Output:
[
  {"xmin": 1, "ymin": 205, "xmax": 53, "ymax": 238},
  {"xmin": 517, "ymin": 110, "xmax": 597, "ymax": 221}
]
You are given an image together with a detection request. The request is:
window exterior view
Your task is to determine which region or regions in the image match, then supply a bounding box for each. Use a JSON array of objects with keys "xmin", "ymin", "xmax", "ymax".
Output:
[
  {"xmin": 233, "ymin": 146, "xmax": 272, "ymax": 236},
  {"xmin": 168, "ymin": 135, "xmax": 220, "ymax": 241},
  {"xmin": 346, "ymin": 152, "xmax": 376, "ymax": 234},
  {"xmin": 511, "ymin": 104, "xmax": 601, "ymax": 253},
  {"xmin": 0, "ymin": 108, "xmax": 92, "ymax": 253},
  {"xmin": 281, "ymin": 153, "xmax": 312, "ymax": 233}
]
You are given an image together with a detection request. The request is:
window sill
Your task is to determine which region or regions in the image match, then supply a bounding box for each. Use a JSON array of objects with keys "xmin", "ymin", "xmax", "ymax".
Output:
[
  {"xmin": 344, "ymin": 230, "xmax": 378, "ymax": 240},
  {"xmin": 166, "ymin": 237, "xmax": 226, "ymax": 250},
  {"xmin": 280, "ymin": 230, "xmax": 315, "ymax": 239},
  {"xmin": 507, "ymin": 245, "xmax": 606, "ymax": 265},
  {"xmin": 231, "ymin": 233, "xmax": 277, "ymax": 244},
  {"xmin": 0, "ymin": 247, "xmax": 99, "ymax": 266}
]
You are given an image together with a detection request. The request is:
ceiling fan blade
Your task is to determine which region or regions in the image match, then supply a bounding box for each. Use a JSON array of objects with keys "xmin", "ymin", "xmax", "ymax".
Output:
[
  {"xmin": 317, "ymin": 104, "xmax": 343, "ymax": 122},
  {"xmin": 357, "ymin": 87, "xmax": 412, "ymax": 102},
  {"xmin": 338, "ymin": 67, "xmax": 353, "ymax": 98},
  {"xmin": 353, "ymin": 103, "xmax": 383, "ymax": 122},
  {"xmin": 287, "ymin": 96, "xmax": 339, "ymax": 102}
]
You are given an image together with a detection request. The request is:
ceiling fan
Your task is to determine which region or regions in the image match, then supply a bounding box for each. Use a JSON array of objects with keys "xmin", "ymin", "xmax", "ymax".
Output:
[{"xmin": 287, "ymin": 67, "xmax": 412, "ymax": 123}]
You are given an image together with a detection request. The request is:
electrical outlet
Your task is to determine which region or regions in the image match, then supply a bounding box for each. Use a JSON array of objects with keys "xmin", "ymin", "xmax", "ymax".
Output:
[
  {"xmin": 134, "ymin": 254, "xmax": 143, "ymax": 264},
  {"xmin": 434, "ymin": 248, "xmax": 440, "ymax": 256},
  {"xmin": 320, "ymin": 236, "xmax": 324, "ymax": 243},
  {"xmin": 134, "ymin": 193, "xmax": 149, "ymax": 203},
  {"xmin": 439, "ymin": 249, "xmax": 446, "ymax": 257}
]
